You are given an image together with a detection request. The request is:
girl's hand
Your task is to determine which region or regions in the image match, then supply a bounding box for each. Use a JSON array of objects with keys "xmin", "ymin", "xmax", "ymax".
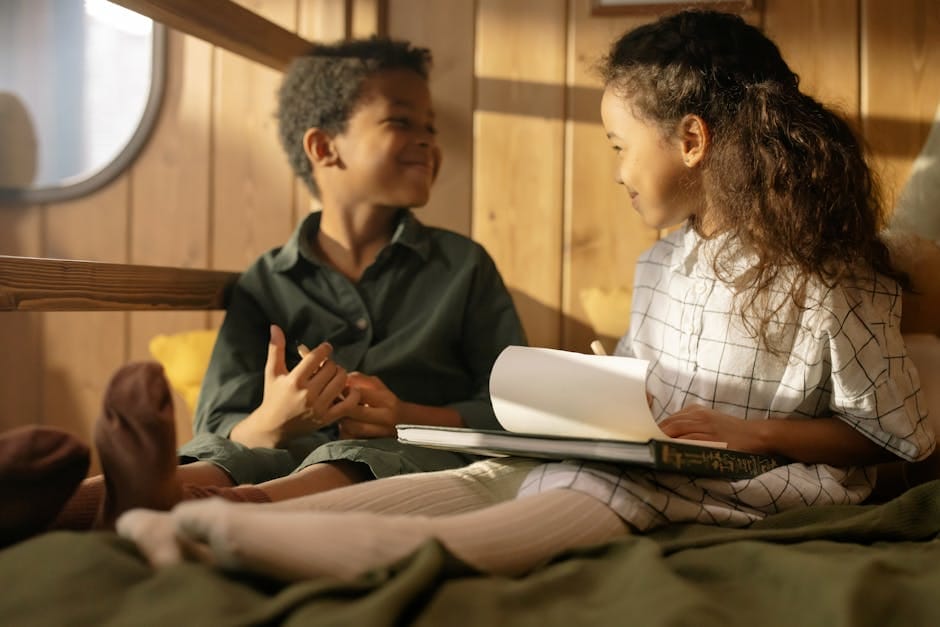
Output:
[
  {"xmin": 657, "ymin": 404, "xmax": 769, "ymax": 454},
  {"xmin": 337, "ymin": 373, "xmax": 403, "ymax": 439},
  {"xmin": 231, "ymin": 325, "xmax": 360, "ymax": 448}
]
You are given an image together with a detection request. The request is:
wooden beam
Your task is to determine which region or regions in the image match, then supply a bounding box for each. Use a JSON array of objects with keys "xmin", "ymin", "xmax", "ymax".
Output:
[
  {"xmin": 109, "ymin": 0, "xmax": 313, "ymax": 71},
  {"xmin": 0, "ymin": 256, "xmax": 238, "ymax": 311}
]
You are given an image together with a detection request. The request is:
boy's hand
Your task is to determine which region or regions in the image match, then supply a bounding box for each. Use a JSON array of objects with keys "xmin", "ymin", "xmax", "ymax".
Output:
[
  {"xmin": 230, "ymin": 325, "xmax": 360, "ymax": 448},
  {"xmin": 658, "ymin": 404, "xmax": 767, "ymax": 453},
  {"xmin": 337, "ymin": 373, "xmax": 402, "ymax": 439}
]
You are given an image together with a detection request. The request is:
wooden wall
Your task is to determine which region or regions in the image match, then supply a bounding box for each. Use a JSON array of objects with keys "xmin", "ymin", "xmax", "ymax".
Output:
[{"xmin": 1, "ymin": 0, "xmax": 938, "ymax": 467}]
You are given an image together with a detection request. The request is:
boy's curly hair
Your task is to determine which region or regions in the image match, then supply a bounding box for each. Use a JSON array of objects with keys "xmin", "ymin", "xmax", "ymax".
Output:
[
  {"xmin": 278, "ymin": 37, "xmax": 432, "ymax": 198},
  {"xmin": 600, "ymin": 10, "xmax": 907, "ymax": 352}
]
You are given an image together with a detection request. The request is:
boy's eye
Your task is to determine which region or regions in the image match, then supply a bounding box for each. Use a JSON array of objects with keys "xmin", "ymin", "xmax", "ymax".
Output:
[{"xmin": 426, "ymin": 124, "xmax": 437, "ymax": 136}]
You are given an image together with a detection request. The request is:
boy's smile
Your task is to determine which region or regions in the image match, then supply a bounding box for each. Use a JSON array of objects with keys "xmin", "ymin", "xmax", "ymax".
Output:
[{"xmin": 325, "ymin": 68, "xmax": 440, "ymax": 211}]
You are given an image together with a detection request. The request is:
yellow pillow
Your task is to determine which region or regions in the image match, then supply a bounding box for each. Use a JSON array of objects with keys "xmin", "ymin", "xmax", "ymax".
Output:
[{"xmin": 148, "ymin": 329, "xmax": 219, "ymax": 412}]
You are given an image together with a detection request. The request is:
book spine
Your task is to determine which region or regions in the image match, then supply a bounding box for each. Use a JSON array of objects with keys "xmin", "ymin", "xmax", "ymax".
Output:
[{"xmin": 652, "ymin": 441, "xmax": 782, "ymax": 479}]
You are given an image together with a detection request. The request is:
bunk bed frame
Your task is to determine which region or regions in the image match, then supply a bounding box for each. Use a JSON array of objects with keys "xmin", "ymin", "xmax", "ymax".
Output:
[{"xmin": 1, "ymin": 2, "xmax": 940, "ymax": 625}]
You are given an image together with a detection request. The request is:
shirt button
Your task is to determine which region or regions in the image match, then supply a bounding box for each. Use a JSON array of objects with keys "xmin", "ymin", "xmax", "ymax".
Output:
[{"xmin": 354, "ymin": 317, "xmax": 369, "ymax": 331}]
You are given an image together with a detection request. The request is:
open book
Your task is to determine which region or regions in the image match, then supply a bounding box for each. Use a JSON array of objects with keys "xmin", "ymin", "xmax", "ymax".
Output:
[{"xmin": 397, "ymin": 346, "xmax": 783, "ymax": 479}]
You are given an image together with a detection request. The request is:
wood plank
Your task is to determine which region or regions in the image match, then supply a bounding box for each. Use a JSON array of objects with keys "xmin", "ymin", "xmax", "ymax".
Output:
[
  {"xmin": 0, "ymin": 256, "xmax": 237, "ymax": 311},
  {"xmin": 0, "ymin": 207, "xmax": 43, "ymax": 433},
  {"xmin": 351, "ymin": 0, "xmax": 387, "ymax": 37},
  {"xmin": 473, "ymin": 0, "xmax": 568, "ymax": 349},
  {"xmin": 293, "ymin": 0, "xmax": 350, "ymax": 224},
  {"xmin": 108, "ymin": 0, "xmax": 312, "ymax": 70},
  {"xmin": 39, "ymin": 181, "xmax": 129, "ymax": 467},
  {"xmin": 763, "ymin": 0, "xmax": 859, "ymax": 119},
  {"xmin": 563, "ymin": 1, "xmax": 659, "ymax": 353},
  {"xmin": 862, "ymin": 0, "xmax": 940, "ymax": 212},
  {"xmin": 211, "ymin": 0, "xmax": 298, "ymax": 328},
  {"xmin": 128, "ymin": 29, "xmax": 214, "ymax": 377},
  {"xmin": 389, "ymin": 0, "xmax": 475, "ymax": 236}
]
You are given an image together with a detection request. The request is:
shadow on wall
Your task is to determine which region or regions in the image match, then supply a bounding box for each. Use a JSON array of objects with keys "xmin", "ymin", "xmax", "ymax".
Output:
[
  {"xmin": 0, "ymin": 91, "xmax": 38, "ymax": 188},
  {"xmin": 508, "ymin": 287, "xmax": 628, "ymax": 354}
]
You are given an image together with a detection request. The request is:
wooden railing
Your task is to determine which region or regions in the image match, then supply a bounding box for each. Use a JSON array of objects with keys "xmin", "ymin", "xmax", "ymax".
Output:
[
  {"xmin": 0, "ymin": 256, "xmax": 237, "ymax": 312},
  {"xmin": 109, "ymin": 0, "xmax": 315, "ymax": 71}
]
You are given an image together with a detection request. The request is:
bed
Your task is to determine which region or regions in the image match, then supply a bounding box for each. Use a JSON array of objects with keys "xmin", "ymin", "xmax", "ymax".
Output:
[{"xmin": 2, "ymin": 1, "xmax": 940, "ymax": 625}]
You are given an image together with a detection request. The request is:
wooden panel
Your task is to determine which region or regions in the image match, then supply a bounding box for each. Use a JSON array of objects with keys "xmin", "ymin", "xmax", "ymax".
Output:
[
  {"xmin": 299, "ymin": 0, "xmax": 348, "ymax": 42},
  {"xmin": 40, "ymin": 182, "xmax": 128, "ymax": 461},
  {"xmin": 389, "ymin": 0, "xmax": 475, "ymax": 236},
  {"xmin": 293, "ymin": 0, "xmax": 350, "ymax": 224},
  {"xmin": 351, "ymin": 0, "xmax": 386, "ymax": 37},
  {"xmin": 862, "ymin": 0, "xmax": 940, "ymax": 211},
  {"xmin": 109, "ymin": 0, "xmax": 312, "ymax": 70},
  {"xmin": 0, "ymin": 208, "xmax": 42, "ymax": 432},
  {"xmin": 763, "ymin": 0, "xmax": 859, "ymax": 118},
  {"xmin": 473, "ymin": 0, "xmax": 567, "ymax": 349},
  {"xmin": 128, "ymin": 30, "xmax": 214, "ymax": 375},
  {"xmin": 563, "ymin": 1, "xmax": 659, "ymax": 353},
  {"xmin": 211, "ymin": 0, "xmax": 298, "ymax": 329}
]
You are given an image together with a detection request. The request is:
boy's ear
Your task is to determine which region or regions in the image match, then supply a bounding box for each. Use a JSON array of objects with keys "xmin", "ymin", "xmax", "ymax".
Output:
[
  {"xmin": 678, "ymin": 114, "xmax": 708, "ymax": 168},
  {"xmin": 303, "ymin": 128, "xmax": 341, "ymax": 167}
]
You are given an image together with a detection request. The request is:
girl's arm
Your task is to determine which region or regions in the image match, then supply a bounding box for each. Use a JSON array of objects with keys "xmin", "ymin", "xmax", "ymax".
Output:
[{"xmin": 658, "ymin": 405, "xmax": 899, "ymax": 466}]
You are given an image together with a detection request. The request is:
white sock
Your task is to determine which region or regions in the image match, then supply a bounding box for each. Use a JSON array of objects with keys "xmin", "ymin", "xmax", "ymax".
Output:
[
  {"xmin": 171, "ymin": 498, "xmax": 433, "ymax": 582},
  {"xmin": 154, "ymin": 490, "xmax": 626, "ymax": 581},
  {"xmin": 116, "ymin": 509, "xmax": 184, "ymax": 567}
]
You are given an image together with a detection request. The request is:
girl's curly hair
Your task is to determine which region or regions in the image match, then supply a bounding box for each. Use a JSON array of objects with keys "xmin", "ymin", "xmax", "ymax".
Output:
[{"xmin": 600, "ymin": 10, "xmax": 906, "ymax": 352}]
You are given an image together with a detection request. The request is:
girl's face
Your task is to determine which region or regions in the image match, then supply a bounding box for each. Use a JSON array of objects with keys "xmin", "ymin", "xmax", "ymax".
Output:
[{"xmin": 600, "ymin": 88, "xmax": 703, "ymax": 230}]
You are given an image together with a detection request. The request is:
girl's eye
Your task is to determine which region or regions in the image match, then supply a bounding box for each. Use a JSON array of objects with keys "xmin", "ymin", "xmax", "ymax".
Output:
[{"xmin": 388, "ymin": 117, "xmax": 410, "ymax": 127}]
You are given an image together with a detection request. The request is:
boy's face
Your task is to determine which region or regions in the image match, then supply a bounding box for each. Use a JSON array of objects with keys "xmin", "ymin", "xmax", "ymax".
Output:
[{"xmin": 328, "ymin": 69, "xmax": 439, "ymax": 210}]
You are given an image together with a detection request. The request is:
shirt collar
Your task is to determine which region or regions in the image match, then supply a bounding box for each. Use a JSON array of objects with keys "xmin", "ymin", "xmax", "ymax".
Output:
[
  {"xmin": 271, "ymin": 209, "xmax": 430, "ymax": 272},
  {"xmin": 670, "ymin": 222, "xmax": 705, "ymax": 274}
]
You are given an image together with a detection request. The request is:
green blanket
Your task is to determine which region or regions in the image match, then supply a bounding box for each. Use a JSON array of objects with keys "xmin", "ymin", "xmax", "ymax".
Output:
[{"xmin": 3, "ymin": 481, "xmax": 940, "ymax": 627}]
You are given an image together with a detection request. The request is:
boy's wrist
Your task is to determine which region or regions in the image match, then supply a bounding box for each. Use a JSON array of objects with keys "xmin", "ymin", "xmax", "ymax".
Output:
[{"xmin": 230, "ymin": 413, "xmax": 280, "ymax": 449}]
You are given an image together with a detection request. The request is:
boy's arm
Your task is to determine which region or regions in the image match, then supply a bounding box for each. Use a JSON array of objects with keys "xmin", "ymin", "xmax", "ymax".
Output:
[
  {"xmin": 339, "ymin": 373, "xmax": 464, "ymax": 438},
  {"xmin": 192, "ymin": 279, "xmax": 270, "ymax": 437}
]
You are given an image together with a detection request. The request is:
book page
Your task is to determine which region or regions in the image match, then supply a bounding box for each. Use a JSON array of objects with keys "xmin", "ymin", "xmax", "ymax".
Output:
[{"xmin": 489, "ymin": 345, "xmax": 665, "ymax": 442}]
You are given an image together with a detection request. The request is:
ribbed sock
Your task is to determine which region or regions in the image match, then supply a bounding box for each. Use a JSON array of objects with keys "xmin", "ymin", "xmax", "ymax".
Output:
[
  {"xmin": 183, "ymin": 484, "xmax": 271, "ymax": 503},
  {"xmin": 118, "ymin": 488, "xmax": 627, "ymax": 581}
]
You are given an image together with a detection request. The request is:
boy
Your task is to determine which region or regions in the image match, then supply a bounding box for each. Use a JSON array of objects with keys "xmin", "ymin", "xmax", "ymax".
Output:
[{"xmin": 29, "ymin": 37, "xmax": 526, "ymax": 534}]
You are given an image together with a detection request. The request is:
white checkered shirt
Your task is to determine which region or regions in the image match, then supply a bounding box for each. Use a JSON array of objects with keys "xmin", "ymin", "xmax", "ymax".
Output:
[{"xmin": 519, "ymin": 226, "xmax": 934, "ymax": 530}]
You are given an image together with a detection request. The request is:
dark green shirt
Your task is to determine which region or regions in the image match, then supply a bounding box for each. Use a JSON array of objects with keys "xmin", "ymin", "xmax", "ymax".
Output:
[{"xmin": 194, "ymin": 209, "xmax": 527, "ymax": 439}]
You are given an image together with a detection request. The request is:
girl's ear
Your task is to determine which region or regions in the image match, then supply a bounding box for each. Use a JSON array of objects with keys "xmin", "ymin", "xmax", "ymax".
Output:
[
  {"xmin": 303, "ymin": 128, "xmax": 341, "ymax": 167},
  {"xmin": 678, "ymin": 114, "xmax": 708, "ymax": 168}
]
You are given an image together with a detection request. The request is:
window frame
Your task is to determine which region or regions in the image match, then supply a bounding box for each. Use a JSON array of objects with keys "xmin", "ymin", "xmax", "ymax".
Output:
[{"xmin": 0, "ymin": 22, "xmax": 167, "ymax": 206}]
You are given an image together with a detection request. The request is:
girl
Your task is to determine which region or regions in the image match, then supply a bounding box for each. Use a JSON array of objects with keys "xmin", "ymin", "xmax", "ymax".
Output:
[{"xmin": 115, "ymin": 10, "xmax": 933, "ymax": 580}]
